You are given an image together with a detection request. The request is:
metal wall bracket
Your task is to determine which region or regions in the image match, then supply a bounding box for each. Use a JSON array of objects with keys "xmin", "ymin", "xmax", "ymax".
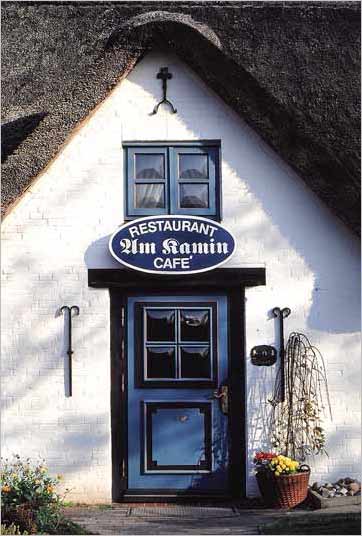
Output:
[
  {"xmin": 60, "ymin": 305, "xmax": 80, "ymax": 397},
  {"xmin": 272, "ymin": 307, "xmax": 291, "ymax": 403},
  {"xmin": 152, "ymin": 67, "xmax": 177, "ymax": 115}
]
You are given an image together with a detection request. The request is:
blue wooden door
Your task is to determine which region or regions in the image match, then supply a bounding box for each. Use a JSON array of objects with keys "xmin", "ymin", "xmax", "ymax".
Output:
[{"xmin": 127, "ymin": 294, "xmax": 230, "ymax": 495}]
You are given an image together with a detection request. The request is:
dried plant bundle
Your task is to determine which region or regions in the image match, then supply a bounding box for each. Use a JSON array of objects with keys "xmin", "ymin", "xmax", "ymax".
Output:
[{"xmin": 269, "ymin": 332, "xmax": 332, "ymax": 460}]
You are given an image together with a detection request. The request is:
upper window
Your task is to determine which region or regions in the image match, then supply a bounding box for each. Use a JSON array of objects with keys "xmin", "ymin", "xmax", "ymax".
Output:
[{"xmin": 124, "ymin": 142, "xmax": 221, "ymax": 220}]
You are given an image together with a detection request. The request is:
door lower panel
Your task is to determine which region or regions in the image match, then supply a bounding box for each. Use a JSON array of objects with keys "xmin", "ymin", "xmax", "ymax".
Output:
[{"xmin": 143, "ymin": 402, "xmax": 212, "ymax": 474}]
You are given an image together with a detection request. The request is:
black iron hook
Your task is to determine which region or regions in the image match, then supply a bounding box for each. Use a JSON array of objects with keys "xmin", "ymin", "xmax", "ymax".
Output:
[
  {"xmin": 152, "ymin": 67, "xmax": 177, "ymax": 115},
  {"xmin": 272, "ymin": 307, "xmax": 291, "ymax": 402},
  {"xmin": 60, "ymin": 305, "xmax": 80, "ymax": 396}
]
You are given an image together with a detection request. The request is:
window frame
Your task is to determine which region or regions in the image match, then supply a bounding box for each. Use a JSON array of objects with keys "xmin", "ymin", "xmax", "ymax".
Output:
[
  {"xmin": 135, "ymin": 301, "xmax": 218, "ymax": 388},
  {"xmin": 126, "ymin": 146, "xmax": 169, "ymax": 217},
  {"xmin": 123, "ymin": 141, "xmax": 221, "ymax": 221}
]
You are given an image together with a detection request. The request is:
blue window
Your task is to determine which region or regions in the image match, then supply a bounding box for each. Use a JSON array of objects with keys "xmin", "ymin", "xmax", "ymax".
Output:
[
  {"xmin": 124, "ymin": 142, "xmax": 221, "ymax": 220},
  {"xmin": 134, "ymin": 300, "xmax": 218, "ymax": 388}
]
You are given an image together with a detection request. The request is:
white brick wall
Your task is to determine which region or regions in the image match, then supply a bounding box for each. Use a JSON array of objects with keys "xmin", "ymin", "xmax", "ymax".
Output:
[{"xmin": 2, "ymin": 51, "xmax": 360, "ymax": 502}]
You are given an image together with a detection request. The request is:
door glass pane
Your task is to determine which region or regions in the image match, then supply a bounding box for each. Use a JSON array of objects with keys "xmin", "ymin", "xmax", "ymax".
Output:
[
  {"xmin": 180, "ymin": 347, "xmax": 211, "ymax": 378},
  {"xmin": 146, "ymin": 309, "xmax": 175, "ymax": 341},
  {"xmin": 180, "ymin": 309, "xmax": 210, "ymax": 342},
  {"xmin": 147, "ymin": 347, "xmax": 176, "ymax": 378},
  {"xmin": 135, "ymin": 184, "xmax": 165, "ymax": 208},
  {"xmin": 135, "ymin": 154, "xmax": 165, "ymax": 179},
  {"xmin": 179, "ymin": 184, "xmax": 209, "ymax": 208},
  {"xmin": 179, "ymin": 154, "xmax": 208, "ymax": 179}
]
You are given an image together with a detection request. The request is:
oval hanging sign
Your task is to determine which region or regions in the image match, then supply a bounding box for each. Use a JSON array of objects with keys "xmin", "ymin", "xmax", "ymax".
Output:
[{"xmin": 109, "ymin": 215, "xmax": 236, "ymax": 275}]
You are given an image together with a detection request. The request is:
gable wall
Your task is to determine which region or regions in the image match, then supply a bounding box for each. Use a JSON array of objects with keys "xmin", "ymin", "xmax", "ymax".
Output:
[{"xmin": 2, "ymin": 51, "xmax": 360, "ymax": 502}]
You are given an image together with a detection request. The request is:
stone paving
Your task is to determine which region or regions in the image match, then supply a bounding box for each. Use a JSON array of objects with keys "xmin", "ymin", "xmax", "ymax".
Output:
[{"xmin": 64, "ymin": 503, "xmax": 361, "ymax": 535}]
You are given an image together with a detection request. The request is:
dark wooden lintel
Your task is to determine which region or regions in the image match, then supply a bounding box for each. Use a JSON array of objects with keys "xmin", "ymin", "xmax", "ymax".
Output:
[{"xmin": 88, "ymin": 268, "xmax": 266, "ymax": 289}]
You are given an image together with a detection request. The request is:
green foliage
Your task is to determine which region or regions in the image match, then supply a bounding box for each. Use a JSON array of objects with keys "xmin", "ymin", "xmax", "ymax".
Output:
[
  {"xmin": 61, "ymin": 500, "xmax": 76, "ymax": 507},
  {"xmin": 35, "ymin": 504, "xmax": 62, "ymax": 534},
  {"xmin": 1, "ymin": 523, "xmax": 29, "ymax": 535},
  {"xmin": 0, "ymin": 518, "xmax": 94, "ymax": 536},
  {"xmin": 56, "ymin": 519, "xmax": 95, "ymax": 534},
  {"xmin": 1, "ymin": 454, "xmax": 62, "ymax": 510},
  {"xmin": 1, "ymin": 504, "xmax": 37, "ymax": 534},
  {"xmin": 1, "ymin": 455, "xmax": 69, "ymax": 534},
  {"xmin": 96, "ymin": 504, "xmax": 113, "ymax": 510}
]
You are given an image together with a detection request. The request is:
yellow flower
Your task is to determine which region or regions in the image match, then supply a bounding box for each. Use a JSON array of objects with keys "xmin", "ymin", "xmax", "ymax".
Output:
[
  {"xmin": 2, "ymin": 485, "xmax": 11, "ymax": 493},
  {"xmin": 46, "ymin": 485, "xmax": 54, "ymax": 493},
  {"xmin": 275, "ymin": 471, "xmax": 280, "ymax": 477},
  {"xmin": 35, "ymin": 479, "xmax": 41, "ymax": 485},
  {"xmin": 57, "ymin": 474, "xmax": 63, "ymax": 481}
]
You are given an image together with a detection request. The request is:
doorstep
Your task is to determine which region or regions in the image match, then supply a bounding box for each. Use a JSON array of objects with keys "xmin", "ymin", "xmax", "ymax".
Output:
[{"xmin": 63, "ymin": 503, "xmax": 361, "ymax": 535}]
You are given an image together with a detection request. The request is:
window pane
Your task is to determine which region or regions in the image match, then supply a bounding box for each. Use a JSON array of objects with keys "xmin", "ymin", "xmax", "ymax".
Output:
[
  {"xmin": 135, "ymin": 184, "xmax": 165, "ymax": 208},
  {"xmin": 179, "ymin": 154, "xmax": 208, "ymax": 179},
  {"xmin": 180, "ymin": 347, "xmax": 211, "ymax": 378},
  {"xmin": 135, "ymin": 154, "xmax": 165, "ymax": 179},
  {"xmin": 179, "ymin": 184, "xmax": 209, "ymax": 208},
  {"xmin": 147, "ymin": 347, "xmax": 176, "ymax": 378},
  {"xmin": 146, "ymin": 309, "xmax": 175, "ymax": 341},
  {"xmin": 180, "ymin": 309, "xmax": 210, "ymax": 342}
]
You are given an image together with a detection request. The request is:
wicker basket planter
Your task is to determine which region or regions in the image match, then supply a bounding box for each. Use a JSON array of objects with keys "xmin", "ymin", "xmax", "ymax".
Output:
[{"xmin": 256, "ymin": 466, "xmax": 310, "ymax": 509}]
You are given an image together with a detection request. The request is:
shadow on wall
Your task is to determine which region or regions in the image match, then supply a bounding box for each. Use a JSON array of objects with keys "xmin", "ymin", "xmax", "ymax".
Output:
[
  {"xmin": 2, "ymin": 412, "xmax": 109, "ymax": 474},
  {"xmin": 84, "ymin": 217, "xmax": 360, "ymax": 336},
  {"xmin": 112, "ymin": 50, "xmax": 360, "ymax": 334},
  {"xmin": 222, "ymin": 136, "xmax": 360, "ymax": 334},
  {"xmin": 320, "ymin": 426, "xmax": 361, "ymax": 481},
  {"xmin": 2, "ymin": 254, "xmax": 109, "ymax": 410},
  {"xmin": 2, "ymin": 253, "xmax": 112, "ymax": 499},
  {"xmin": 247, "ymin": 364, "xmax": 275, "ymax": 456},
  {"xmin": 85, "ymin": 234, "xmax": 120, "ymax": 270}
]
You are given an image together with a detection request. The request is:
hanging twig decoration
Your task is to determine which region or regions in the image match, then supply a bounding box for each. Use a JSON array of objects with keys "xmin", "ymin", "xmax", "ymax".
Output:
[{"xmin": 269, "ymin": 332, "xmax": 332, "ymax": 460}]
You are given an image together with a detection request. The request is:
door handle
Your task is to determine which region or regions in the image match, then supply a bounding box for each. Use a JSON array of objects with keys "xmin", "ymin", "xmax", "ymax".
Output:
[{"xmin": 213, "ymin": 385, "xmax": 229, "ymax": 415}]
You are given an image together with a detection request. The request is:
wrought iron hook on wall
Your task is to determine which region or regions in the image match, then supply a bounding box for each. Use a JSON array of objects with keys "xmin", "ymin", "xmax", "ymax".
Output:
[
  {"xmin": 272, "ymin": 306, "xmax": 291, "ymax": 403},
  {"xmin": 60, "ymin": 305, "xmax": 80, "ymax": 397},
  {"xmin": 152, "ymin": 67, "xmax": 177, "ymax": 115}
]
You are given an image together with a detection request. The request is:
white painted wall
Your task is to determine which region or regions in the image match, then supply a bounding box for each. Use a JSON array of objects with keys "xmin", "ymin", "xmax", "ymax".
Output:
[{"xmin": 2, "ymin": 50, "xmax": 360, "ymax": 502}]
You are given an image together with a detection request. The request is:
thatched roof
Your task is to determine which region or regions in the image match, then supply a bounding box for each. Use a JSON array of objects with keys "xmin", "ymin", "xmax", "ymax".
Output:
[{"xmin": 1, "ymin": 1, "xmax": 360, "ymax": 234}]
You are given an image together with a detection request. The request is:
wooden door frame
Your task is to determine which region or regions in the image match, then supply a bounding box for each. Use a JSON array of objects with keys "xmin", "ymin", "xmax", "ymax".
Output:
[{"xmin": 88, "ymin": 268, "xmax": 266, "ymax": 502}]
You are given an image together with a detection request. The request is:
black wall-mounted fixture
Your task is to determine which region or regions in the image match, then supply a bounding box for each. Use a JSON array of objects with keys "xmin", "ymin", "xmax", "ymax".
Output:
[
  {"xmin": 272, "ymin": 306, "xmax": 291, "ymax": 402},
  {"xmin": 250, "ymin": 345, "xmax": 277, "ymax": 366},
  {"xmin": 152, "ymin": 67, "xmax": 177, "ymax": 115},
  {"xmin": 60, "ymin": 305, "xmax": 80, "ymax": 397}
]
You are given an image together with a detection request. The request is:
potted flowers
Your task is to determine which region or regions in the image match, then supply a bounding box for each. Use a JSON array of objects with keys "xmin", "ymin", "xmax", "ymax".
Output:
[{"xmin": 254, "ymin": 452, "xmax": 310, "ymax": 509}]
